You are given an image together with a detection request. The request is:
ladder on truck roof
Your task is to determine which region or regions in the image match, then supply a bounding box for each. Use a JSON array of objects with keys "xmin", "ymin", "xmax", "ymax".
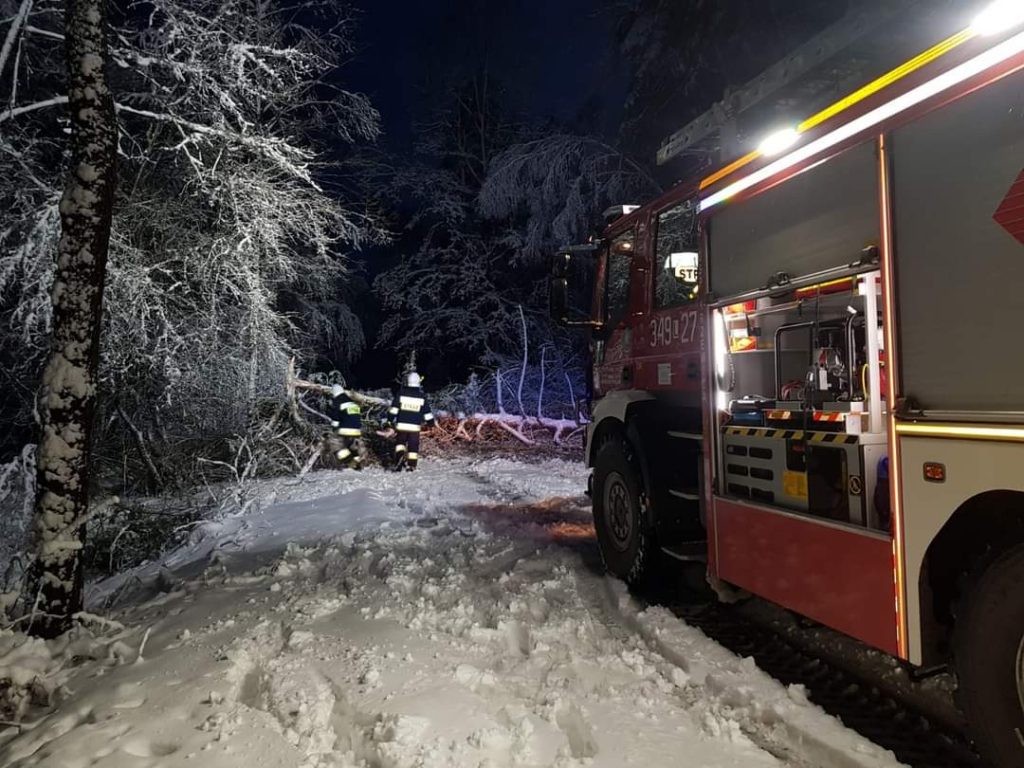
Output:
[{"xmin": 656, "ymin": 0, "xmax": 980, "ymax": 169}]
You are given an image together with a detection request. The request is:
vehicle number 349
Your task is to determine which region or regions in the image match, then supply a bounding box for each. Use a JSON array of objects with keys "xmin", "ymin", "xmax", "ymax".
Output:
[{"xmin": 649, "ymin": 310, "xmax": 698, "ymax": 348}]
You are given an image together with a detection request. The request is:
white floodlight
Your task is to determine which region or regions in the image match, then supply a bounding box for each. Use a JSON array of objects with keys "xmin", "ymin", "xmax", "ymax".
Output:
[
  {"xmin": 972, "ymin": 1, "xmax": 1024, "ymax": 36},
  {"xmin": 701, "ymin": 29, "xmax": 1024, "ymax": 212},
  {"xmin": 757, "ymin": 127, "xmax": 801, "ymax": 156}
]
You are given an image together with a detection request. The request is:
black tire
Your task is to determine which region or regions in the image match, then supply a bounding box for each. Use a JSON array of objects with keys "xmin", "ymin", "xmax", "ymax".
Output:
[
  {"xmin": 592, "ymin": 438, "xmax": 656, "ymax": 586},
  {"xmin": 954, "ymin": 543, "xmax": 1024, "ymax": 768}
]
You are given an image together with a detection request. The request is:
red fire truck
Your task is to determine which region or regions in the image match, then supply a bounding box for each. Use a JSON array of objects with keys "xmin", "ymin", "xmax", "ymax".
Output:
[{"xmin": 551, "ymin": 4, "xmax": 1024, "ymax": 765}]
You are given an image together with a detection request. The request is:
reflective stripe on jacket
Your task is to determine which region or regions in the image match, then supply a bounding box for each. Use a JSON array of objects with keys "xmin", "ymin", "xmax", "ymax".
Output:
[
  {"xmin": 329, "ymin": 391, "xmax": 362, "ymax": 436},
  {"xmin": 388, "ymin": 385, "xmax": 433, "ymax": 433}
]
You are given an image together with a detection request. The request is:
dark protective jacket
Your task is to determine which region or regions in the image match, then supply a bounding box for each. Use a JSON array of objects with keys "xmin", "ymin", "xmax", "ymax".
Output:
[
  {"xmin": 387, "ymin": 386, "xmax": 434, "ymax": 433},
  {"xmin": 329, "ymin": 391, "xmax": 363, "ymax": 437}
]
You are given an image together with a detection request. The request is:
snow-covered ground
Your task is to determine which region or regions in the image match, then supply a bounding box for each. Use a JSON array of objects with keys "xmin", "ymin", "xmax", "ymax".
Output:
[{"xmin": 1, "ymin": 457, "xmax": 906, "ymax": 767}]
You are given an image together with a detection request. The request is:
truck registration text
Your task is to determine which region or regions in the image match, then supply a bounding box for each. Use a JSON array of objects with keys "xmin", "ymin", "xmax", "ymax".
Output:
[{"xmin": 650, "ymin": 310, "xmax": 698, "ymax": 348}]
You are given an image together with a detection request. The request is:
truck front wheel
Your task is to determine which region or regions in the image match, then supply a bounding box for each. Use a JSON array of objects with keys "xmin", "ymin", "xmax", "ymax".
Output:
[
  {"xmin": 592, "ymin": 438, "xmax": 655, "ymax": 586},
  {"xmin": 955, "ymin": 543, "xmax": 1024, "ymax": 767}
]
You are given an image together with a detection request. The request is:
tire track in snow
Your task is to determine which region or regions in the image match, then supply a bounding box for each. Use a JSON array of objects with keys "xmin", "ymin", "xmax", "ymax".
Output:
[
  {"xmin": 455, "ymin": 487, "xmax": 793, "ymax": 766},
  {"xmin": 461, "ymin": 489, "xmax": 900, "ymax": 768},
  {"xmin": 566, "ymin": 557, "xmax": 813, "ymax": 768},
  {"xmin": 668, "ymin": 603, "xmax": 984, "ymax": 768}
]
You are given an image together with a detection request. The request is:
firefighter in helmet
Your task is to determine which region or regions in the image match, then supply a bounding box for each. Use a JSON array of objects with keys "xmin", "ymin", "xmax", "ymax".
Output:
[
  {"xmin": 329, "ymin": 384, "xmax": 364, "ymax": 469},
  {"xmin": 386, "ymin": 371, "xmax": 434, "ymax": 471}
]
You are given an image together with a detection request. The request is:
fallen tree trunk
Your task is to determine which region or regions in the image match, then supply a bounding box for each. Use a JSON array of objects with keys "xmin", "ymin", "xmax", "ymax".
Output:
[
  {"xmin": 285, "ymin": 359, "xmax": 585, "ymax": 446},
  {"xmin": 431, "ymin": 413, "xmax": 585, "ymax": 447},
  {"xmin": 285, "ymin": 358, "xmax": 390, "ymax": 413}
]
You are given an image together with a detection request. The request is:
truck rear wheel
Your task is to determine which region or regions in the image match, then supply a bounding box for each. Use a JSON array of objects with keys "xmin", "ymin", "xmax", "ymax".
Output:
[
  {"xmin": 954, "ymin": 543, "xmax": 1024, "ymax": 767},
  {"xmin": 592, "ymin": 438, "xmax": 655, "ymax": 586}
]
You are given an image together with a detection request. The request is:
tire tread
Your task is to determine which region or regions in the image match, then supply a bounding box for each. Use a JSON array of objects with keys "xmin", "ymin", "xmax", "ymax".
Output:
[{"xmin": 953, "ymin": 543, "xmax": 1024, "ymax": 767}]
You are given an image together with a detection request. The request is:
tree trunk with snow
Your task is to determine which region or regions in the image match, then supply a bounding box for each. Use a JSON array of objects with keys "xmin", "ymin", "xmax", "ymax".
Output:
[{"xmin": 29, "ymin": 0, "xmax": 116, "ymax": 638}]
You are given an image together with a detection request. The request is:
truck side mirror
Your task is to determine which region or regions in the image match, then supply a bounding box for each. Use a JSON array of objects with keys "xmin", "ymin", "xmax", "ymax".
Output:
[
  {"xmin": 548, "ymin": 243, "xmax": 602, "ymax": 328},
  {"xmin": 549, "ymin": 252, "xmax": 571, "ymax": 324}
]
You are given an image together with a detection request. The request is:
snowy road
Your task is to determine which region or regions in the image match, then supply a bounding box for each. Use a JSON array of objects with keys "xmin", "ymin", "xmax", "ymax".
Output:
[{"xmin": 1, "ymin": 458, "xmax": 905, "ymax": 768}]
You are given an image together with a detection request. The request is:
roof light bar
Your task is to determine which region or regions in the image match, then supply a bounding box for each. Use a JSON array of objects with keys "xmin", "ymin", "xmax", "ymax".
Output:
[
  {"xmin": 700, "ymin": 28, "xmax": 1024, "ymax": 212},
  {"xmin": 698, "ymin": 28, "xmax": 977, "ymax": 191}
]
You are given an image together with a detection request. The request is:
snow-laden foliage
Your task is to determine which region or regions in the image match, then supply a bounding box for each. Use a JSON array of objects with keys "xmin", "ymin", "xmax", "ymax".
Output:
[
  {"xmin": 374, "ymin": 75, "xmax": 536, "ymax": 363},
  {"xmin": 375, "ymin": 79, "xmax": 630, "ymax": 394},
  {"xmin": 0, "ymin": 0, "xmax": 384, "ymax": 488},
  {"xmin": 375, "ymin": 165, "xmax": 528, "ymax": 360},
  {"xmin": 430, "ymin": 352, "xmax": 585, "ymax": 426},
  {"xmin": 479, "ymin": 133, "xmax": 659, "ymax": 265},
  {"xmin": 0, "ymin": 446, "xmax": 34, "ymax": 594}
]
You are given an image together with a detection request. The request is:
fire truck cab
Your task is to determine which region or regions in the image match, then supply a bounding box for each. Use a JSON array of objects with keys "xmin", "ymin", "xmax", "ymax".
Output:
[{"xmin": 551, "ymin": 5, "xmax": 1024, "ymax": 765}]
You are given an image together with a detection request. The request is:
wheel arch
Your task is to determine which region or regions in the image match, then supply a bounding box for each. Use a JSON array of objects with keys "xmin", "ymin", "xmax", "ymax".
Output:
[
  {"xmin": 587, "ymin": 394, "xmax": 661, "ymax": 529},
  {"xmin": 588, "ymin": 415, "xmax": 654, "ymax": 505},
  {"xmin": 586, "ymin": 416, "xmax": 626, "ymax": 467},
  {"xmin": 585, "ymin": 390, "xmax": 656, "ymax": 467},
  {"xmin": 918, "ymin": 489, "xmax": 1024, "ymax": 666}
]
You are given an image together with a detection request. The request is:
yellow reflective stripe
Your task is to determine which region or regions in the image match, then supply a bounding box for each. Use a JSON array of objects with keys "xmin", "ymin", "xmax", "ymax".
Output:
[
  {"xmin": 896, "ymin": 423, "xmax": 1024, "ymax": 443},
  {"xmin": 336, "ymin": 448, "xmax": 352, "ymax": 460},
  {"xmin": 342, "ymin": 403, "xmax": 361, "ymax": 413},
  {"xmin": 407, "ymin": 452, "xmax": 419, "ymax": 460},
  {"xmin": 798, "ymin": 29, "xmax": 975, "ymax": 134},
  {"xmin": 395, "ymin": 423, "xmax": 421, "ymax": 432},
  {"xmin": 395, "ymin": 444, "xmax": 407, "ymax": 453},
  {"xmin": 698, "ymin": 29, "xmax": 975, "ymax": 192},
  {"xmin": 336, "ymin": 428, "xmax": 361, "ymax": 437}
]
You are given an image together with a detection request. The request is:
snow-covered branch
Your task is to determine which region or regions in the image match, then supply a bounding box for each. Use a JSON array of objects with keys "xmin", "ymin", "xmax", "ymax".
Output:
[
  {"xmin": 479, "ymin": 133, "xmax": 660, "ymax": 265},
  {"xmin": 0, "ymin": 94, "xmax": 66, "ymax": 124},
  {"xmin": 0, "ymin": 0, "xmax": 31, "ymax": 78},
  {"xmin": 0, "ymin": 0, "xmax": 386, "ymax": 507}
]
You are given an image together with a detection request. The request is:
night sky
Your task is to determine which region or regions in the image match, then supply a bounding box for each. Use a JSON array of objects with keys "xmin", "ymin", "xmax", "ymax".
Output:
[
  {"xmin": 346, "ymin": 0, "xmax": 628, "ymax": 150},
  {"xmin": 344, "ymin": 1, "xmax": 631, "ymax": 386}
]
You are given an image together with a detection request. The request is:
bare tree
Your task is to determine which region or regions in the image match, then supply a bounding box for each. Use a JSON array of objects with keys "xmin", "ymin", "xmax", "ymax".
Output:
[{"xmin": 29, "ymin": 0, "xmax": 116, "ymax": 637}]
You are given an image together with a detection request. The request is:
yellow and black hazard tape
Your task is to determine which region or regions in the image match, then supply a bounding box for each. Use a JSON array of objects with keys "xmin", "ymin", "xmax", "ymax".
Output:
[{"xmin": 724, "ymin": 426, "xmax": 859, "ymax": 444}]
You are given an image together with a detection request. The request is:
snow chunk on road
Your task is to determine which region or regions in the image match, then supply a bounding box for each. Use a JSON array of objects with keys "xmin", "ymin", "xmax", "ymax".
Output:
[{"xmin": 4, "ymin": 457, "xmax": 905, "ymax": 768}]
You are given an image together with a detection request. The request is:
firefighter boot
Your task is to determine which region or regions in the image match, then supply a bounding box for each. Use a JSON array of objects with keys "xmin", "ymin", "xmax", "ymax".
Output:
[
  {"xmin": 405, "ymin": 449, "xmax": 419, "ymax": 472},
  {"xmin": 336, "ymin": 438, "xmax": 360, "ymax": 469},
  {"xmin": 393, "ymin": 443, "xmax": 407, "ymax": 472}
]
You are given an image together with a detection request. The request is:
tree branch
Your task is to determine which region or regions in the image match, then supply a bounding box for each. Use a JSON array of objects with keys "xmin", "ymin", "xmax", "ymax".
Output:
[
  {"xmin": 0, "ymin": 94, "xmax": 67, "ymax": 125},
  {"xmin": 0, "ymin": 0, "xmax": 32, "ymax": 79}
]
